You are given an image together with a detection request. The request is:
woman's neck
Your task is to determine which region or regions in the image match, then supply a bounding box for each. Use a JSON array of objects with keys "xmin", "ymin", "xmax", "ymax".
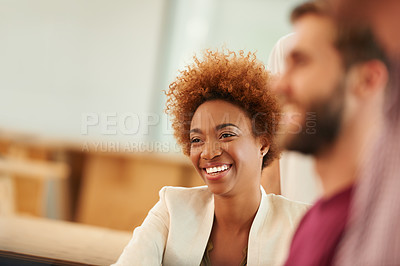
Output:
[{"xmin": 213, "ymin": 186, "xmax": 261, "ymax": 233}]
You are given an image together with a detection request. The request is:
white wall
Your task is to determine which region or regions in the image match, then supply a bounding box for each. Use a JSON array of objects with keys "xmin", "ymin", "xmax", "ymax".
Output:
[{"xmin": 0, "ymin": 0, "xmax": 166, "ymax": 143}]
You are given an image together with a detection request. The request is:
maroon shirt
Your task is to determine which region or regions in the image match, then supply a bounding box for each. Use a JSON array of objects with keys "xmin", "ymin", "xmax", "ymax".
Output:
[{"xmin": 284, "ymin": 185, "xmax": 353, "ymax": 266}]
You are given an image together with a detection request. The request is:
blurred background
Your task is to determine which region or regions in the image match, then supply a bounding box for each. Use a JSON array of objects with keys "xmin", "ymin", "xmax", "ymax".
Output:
[{"xmin": 0, "ymin": 0, "xmax": 309, "ymax": 234}]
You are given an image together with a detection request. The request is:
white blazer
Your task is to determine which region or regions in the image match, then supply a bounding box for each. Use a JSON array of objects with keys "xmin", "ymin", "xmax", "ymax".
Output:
[{"xmin": 112, "ymin": 186, "xmax": 308, "ymax": 266}]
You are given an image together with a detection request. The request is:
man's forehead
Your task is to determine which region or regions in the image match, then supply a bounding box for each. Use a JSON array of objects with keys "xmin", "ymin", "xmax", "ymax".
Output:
[{"xmin": 292, "ymin": 14, "xmax": 336, "ymax": 52}]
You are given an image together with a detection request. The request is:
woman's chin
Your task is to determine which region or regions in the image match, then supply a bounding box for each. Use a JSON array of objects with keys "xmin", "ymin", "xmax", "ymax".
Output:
[{"xmin": 206, "ymin": 183, "xmax": 233, "ymax": 197}]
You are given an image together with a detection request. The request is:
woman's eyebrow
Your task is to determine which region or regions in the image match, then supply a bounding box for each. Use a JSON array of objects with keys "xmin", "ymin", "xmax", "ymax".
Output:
[
  {"xmin": 216, "ymin": 123, "xmax": 240, "ymax": 131},
  {"xmin": 189, "ymin": 123, "xmax": 239, "ymax": 134},
  {"xmin": 189, "ymin": 128, "xmax": 201, "ymax": 134}
]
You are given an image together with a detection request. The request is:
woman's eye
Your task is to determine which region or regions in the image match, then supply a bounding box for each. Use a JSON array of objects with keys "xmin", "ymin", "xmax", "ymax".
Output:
[
  {"xmin": 190, "ymin": 138, "xmax": 201, "ymax": 144},
  {"xmin": 221, "ymin": 133, "xmax": 235, "ymax": 139}
]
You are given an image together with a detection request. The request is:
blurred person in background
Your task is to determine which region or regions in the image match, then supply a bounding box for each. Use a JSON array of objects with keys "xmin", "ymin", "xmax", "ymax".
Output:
[
  {"xmin": 326, "ymin": 0, "xmax": 400, "ymax": 265},
  {"xmin": 274, "ymin": 1, "xmax": 390, "ymax": 265},
  {"xmin": 112, "ymin": 49, "xmax": 308, "ymax": 266},
  {"xmin": 329, "ymin": 0, "xmax": 400, "ymax": 57},
  {"xmin": 268, "ymin": 33, "xmax": 323, "ymax": 205}
]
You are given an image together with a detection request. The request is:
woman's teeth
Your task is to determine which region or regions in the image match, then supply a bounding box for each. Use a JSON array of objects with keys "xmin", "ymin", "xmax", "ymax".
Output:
[{"xmin": 205, "ymin": 165, "xmax": 230, "ymax": 174}]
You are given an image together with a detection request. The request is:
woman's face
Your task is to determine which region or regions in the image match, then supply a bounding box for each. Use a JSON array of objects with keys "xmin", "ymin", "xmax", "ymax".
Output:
[{"xmin": 189, "ymin": 100, "xmax": 267, "ymax": 196}]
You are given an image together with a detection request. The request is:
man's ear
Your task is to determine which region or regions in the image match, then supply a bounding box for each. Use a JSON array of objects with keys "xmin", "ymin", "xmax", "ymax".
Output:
[{"xmin": 354, "ymin": 59, "xmax": 389, "ymax": 99}]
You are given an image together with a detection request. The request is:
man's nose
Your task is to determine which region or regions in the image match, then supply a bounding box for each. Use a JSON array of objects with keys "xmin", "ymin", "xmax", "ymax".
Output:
[
  {"xmin": 272, "ymin": 72, "xmax": 292, "ymax": 104},
  {"xmin": 200, "ymin": 139, "xmax": 222, "ymax": 160},
  {"xmin": 273, "ymin": 73, "xmax": 289, "ymax": 94}
]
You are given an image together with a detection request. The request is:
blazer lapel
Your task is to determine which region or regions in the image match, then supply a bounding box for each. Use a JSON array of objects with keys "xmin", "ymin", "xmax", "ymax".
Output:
[
  {"xmin": 247, "ymin": 186, "xmax": 269, "ymax": 265},
  {"xmin": 163, "ymin": 187, "xmax": 214, "ymax": 266},
  {"xmin": 187, "ymin": 193, "xmax": 214, "ymax": 265}
]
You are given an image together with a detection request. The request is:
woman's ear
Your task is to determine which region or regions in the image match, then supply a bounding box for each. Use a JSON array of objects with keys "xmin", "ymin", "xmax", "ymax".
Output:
[{"xmin": 260, "ymin": 138, "xmax": 270, "ymax": 158}]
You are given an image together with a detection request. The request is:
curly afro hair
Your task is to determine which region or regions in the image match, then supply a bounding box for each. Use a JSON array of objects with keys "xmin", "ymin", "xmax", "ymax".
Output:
[{"xmin": 165, "ymin": 49, "xmax": 281, "ymax": 168}]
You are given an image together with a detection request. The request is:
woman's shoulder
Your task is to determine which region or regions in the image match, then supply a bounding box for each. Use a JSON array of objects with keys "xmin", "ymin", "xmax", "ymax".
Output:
[
  {"xmin": 160, "ymin": 185, "xmax": 210, "ymax": 197},
  {"xmin": 266, "ymin": 193, "xmax": 310, "ymax": 206},
  {"xmin": 264, "ymin": 193, "xmax": 310, "ymax": 218},
  {"xmin": 158, "ymin": 185, "xmax": 213, "ymax": 209}
]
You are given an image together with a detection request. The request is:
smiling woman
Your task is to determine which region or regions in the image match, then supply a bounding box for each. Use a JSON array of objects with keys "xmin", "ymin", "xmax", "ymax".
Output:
[
  {"xmin": 189, "ymin": 100, "xmax": 269, "ymax": 197},
  {"xmin": 112, "ymin": 50, "xmax": 309, "ymax": 266}
]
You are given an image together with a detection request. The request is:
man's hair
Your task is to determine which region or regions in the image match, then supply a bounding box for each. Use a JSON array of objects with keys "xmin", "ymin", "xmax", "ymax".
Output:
[
  {"xmin": 290, "ymin": 1, "xmax": 329, "ymax": 23},
  {"xmin": 291, "ymin": 1, "xmax": 390, "ymax": 71}
]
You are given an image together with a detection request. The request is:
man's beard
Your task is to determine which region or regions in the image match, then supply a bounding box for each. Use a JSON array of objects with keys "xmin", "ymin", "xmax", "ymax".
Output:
[{"xmin": 283, "ymin": 81, "xmax": 345, "ymax": 156}]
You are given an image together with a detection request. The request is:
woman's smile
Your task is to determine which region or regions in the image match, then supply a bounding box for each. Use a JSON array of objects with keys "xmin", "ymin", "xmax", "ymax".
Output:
[{"xmin": 203, "ymin": 164, "xmax": 232, "ymax": 181}]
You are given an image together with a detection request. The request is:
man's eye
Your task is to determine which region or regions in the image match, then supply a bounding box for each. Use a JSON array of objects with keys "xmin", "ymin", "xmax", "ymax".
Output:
[{"xmin": 294, "ymin": 57, "xmax": 308, "ymax": 66}]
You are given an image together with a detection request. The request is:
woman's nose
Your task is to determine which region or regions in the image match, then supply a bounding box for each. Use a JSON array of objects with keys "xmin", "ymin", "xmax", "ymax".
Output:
[{"xmin": 200, "ymin": 140, "xmax": 222, "ymax": 160}]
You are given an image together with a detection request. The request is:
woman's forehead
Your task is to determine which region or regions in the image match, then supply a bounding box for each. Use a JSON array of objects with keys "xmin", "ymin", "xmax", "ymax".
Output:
[{"xmin": 190, "ymin": 100, "xmax": 252, "ymax": 131}]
